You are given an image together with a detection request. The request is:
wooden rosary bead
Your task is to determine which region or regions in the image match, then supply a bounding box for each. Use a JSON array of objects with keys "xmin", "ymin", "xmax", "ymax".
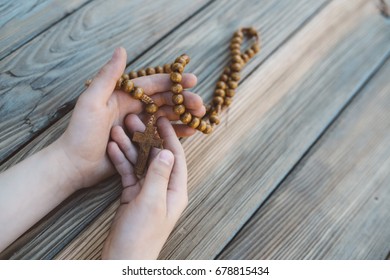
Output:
[
  {"xmin": 209, "ymin": 114, "xmax": 220, "ymax": 125},
  {"xmin": 181, "ymin": 54, "xmax": 190, "ymax": 64},
  {"xmin": 231, "ymin": 72, "xmax": 240, "ymax": 81},
  {"xmin": 216, "ymin": 81, "xmax": 226, "ymax": 90},
  {"xmin": 226, "ymin": 89, "xmax": 235, "ymax": 97},
  {"xmin": 172, "ymin": 94, "xmax": 184, "ymax": 105},
  {"xmin": 146, "ymin": 67, "xmax": 156, "ymax": 75},
  {"xmin": 232, "ymin": 55, "xmax": 244, "ymax": 64},
  {"xmin": 163, "ymin": 64, "xmax": 172, "ymax": 73},
  {"xmin": 241, "ymin": 53, "xmax": 250, "ymax": 63},
  {"xmin": 220, "ymin": 74, "xmax": 228, "ymax": 82},
  {"xmin": 230, "ymin": 43, "xmax": 241, "ymax": 51},
  {"xmin": 122, "ymin": 80, "xmax": 134, "ymax": 92},
  {"xmin": 188, "ymin": 117, "xmax": 200, "ymax": 129},
  {"xmin": 204, "ymin": 124, "xmax": 213, "ymax": 134},
  {"xmin": 171, "ymin": 83, "xmax": 183, "ymax": 94},
  {"xmin": 116, "ymin": 77, "xmax": 124, "ymax": 90},
  {"xmin": 122, "ymin": 74, "xmax": 129, "ymax": 80},
  {"xmin": 138, "ymin": 69, "xmax": 146, "ymax": 77},
  {"xmin": 175, "ymin": 57, "xmax": 187, "ymax": 66},
  {"xmin": 223, "ymin": 66, "xmax": 231, "ymax": 75},
  {"xmin": 224, "ymin": 97, "xmax": 233, "ymax": 106},
  {"xmin": 252, "ymin": 43, "xmax": 260, "ymax": 53},
  {"xmin": 85, "ymin": 79, "xmax": 92, "ymax": 86},
  {"xmin": 215, "ymin": 89, "xmax": 225, "ymax": 97},
  {"xmin": 231, "ymin": 49, "xmax": 241, "ymax": 56},
  {"xmin": 246, "ymin": 49, "xmax": 255, "ymax": 58},
  {"xmin": 213, "ymin": 96, "xmax": 224, "ymax": 105},
  {"xmin": 180, "ymin": 112, "xmax": 192, "ymax": 124},
  {"xmin": 155, "ymin": 66, "xmax": 164, "ymax": 73},
  {"xmin": 234, "ymin": 30, "xmax": 244, "ymax": 39},
  {"xmin": 231, "ymin": 37, "xmax": 242, "ymax": 44},
  {"xmin": 132, "ymin": 87, "xmax": 144, "ymax": 100},
  {"xmin": 173, "ymin": 104, "xmax": 186, "ymax": 115},
  {"xmin": 197, "ymin": 120, "xmax": 207, "ymax": 132},
  {"xmin": 171, "ymin": 63, "xmax": 184, "ymax": 73},
  {"xmin": 231, "ymin": 63, "xmax": 242, "ymax": 72},
  {"xmin": 246, "ymin": 27, "xmax": 257, "ymax": 37},
  {"xmin": 228, "ymin": 81, "xmax": 238, "ymax": 89},
  {"xmin": 170, "ymin": 72, "xmax": 182, "ymax": 83},
  {"xmin": 129, "ymin": 71, "xmax": 138, "ymax": 79},
  {"xmin": 146, "ymin": 103, "xmax": 158, "ymax": 114}
]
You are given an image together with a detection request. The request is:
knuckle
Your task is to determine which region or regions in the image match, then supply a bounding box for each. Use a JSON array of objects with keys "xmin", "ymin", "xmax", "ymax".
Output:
[{"xmin": 149, "ymin": 162, "xmax": 171, "ymax": 182}]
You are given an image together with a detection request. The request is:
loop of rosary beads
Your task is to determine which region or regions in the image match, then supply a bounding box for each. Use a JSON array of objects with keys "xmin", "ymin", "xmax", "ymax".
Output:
[{"xmin": 86, "ymin": 27, "xmax": 260, "ymax": 134}]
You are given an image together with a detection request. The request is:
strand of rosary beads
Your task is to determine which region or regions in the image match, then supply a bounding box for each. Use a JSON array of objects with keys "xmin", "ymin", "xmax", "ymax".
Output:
[{"xmin": 87, "ymin": 27, "xmax": 260, "ymax": 134}]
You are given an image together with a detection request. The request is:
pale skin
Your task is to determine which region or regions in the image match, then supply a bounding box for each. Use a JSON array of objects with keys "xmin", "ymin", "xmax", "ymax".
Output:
[{"xmin": 0, "ymin": 47, "xmax": 205, "ymax": 259}]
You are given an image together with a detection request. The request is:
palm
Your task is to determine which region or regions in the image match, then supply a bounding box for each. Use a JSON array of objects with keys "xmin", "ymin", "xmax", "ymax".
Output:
[{"xmin": 59, "ymin": 90, "xmax": 140, "ymax": 187}]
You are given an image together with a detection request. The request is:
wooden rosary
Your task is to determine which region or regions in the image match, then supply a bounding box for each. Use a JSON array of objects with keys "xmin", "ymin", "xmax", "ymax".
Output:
[{"xmin": 86, "ymin": 27, "xmax": 260, "ymax": 176}]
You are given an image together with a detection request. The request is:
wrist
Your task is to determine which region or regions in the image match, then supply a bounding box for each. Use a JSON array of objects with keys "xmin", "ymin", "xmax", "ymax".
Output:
[{"xmin": 46, "ymin": 138, "xmax": 84, "ymax": 193}]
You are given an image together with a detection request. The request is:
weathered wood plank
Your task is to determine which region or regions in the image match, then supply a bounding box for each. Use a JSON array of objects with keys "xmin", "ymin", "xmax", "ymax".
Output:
[
  {"xmin": 3, "ymin": 0, "xmax": 330, "ymax": 260},
  {"xmin": 0, "ymin": 0, "xmax": 210, "ymax": 163},
  {"xmin": 57, "ymin": 0, "xmax": 390, "ymax": 259},
  {"xmin": 218, "ymin": 57, "xmax": 390, "ymax": 260},
  {"xmin": 157, "ymin": 0, "xmax": 390, "ymax": 259},
  {"xmin": 0, "ymin": 0, "xmax": 90, "ymax": 60},
  {"xmin": 0, "ymin": 0, "xmax": 210, "ymax": 259}
]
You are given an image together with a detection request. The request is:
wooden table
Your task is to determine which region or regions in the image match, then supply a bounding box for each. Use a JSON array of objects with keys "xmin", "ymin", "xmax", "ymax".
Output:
[{"xmin": 1, "ymin": 0, "xmax": 389, "ymax": 260}]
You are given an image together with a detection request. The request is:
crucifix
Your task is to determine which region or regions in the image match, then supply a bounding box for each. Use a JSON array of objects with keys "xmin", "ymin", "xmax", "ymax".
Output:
[{"xmin": 132, "ymin": 115, "xmax": 163, "ymax": 176}]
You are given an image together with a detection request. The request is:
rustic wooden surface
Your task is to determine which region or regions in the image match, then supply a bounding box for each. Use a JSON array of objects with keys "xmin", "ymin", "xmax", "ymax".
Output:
[
  {"xmin": 219, "ymin": 58, "xmax": 390, "ymax": 260},
  {"xmin": 0, "ymin": 0, "xmax": 389, "ymax": 260}
]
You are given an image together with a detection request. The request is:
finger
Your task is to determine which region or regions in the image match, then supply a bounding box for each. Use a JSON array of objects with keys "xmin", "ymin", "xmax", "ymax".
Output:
[
  {"xmin": 152, "ymin": 90, "xmax": 204, "ymax": 109},
  {"xmin": 157, "ymin": 118, "xmax": 187, "ymax": 197},
  {"xmin": 107, "ymin": 141, "xmax": 137, "ymax": 187},
  {"xmin": 131, "ymin": 73, "xmax": 197, "ymax": 95},
  {"xmin": 84, "ymin": 47, "xmax": 127, "ymax": 103},
  {"xmin": 157, "ymin": 118, "xmax": 188, "ymax": 218},
  {"xmin": 139, "ymin": 149, "xmax": 174, "ymax": 207},
  {"xmin": 172, "ymin": 124, "xmax": 197, "ymax": 137},
  {"xmin": 124, "ymin": 114, "xmax": 146, "ymax": 136},
  {"xmin": 110, "ymin": 126, "xmax": 138, "ymax": 165}
]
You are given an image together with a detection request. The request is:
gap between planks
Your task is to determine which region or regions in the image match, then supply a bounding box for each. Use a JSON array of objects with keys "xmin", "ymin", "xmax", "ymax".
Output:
[
  {"xmin": 0, "ymin": 0, "xmax": 92, "ymax": 60},
  {"xmin": 219, "ymin": 56, "xmax": 390, "ymax": 260},
  {"xmin": 0, "ymin": 0, "xmax": 211, "ymax": 164},
  {"xmin": 57, "ymin": 0, "xmax": 390, "ymax": 259},
  {"xmin": 2, "ymin": 0, "xmax": 332, "ymax": 259}
]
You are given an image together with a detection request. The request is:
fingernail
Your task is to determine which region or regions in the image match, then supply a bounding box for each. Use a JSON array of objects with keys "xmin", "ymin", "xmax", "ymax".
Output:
[{"xmin": 158, "ymin": 150, "xmax": 174, "ymax": 165}]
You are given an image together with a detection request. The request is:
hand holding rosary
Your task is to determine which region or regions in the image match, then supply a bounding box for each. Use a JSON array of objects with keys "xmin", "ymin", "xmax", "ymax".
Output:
[{"xmin": 86, "ymin": 27, "xmax": 260, "ymax": 176}]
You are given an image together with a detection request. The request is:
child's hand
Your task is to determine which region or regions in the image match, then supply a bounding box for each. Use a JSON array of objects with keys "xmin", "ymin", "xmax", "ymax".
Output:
[
  {"xmin": 101, "ymin": 116, "xmax": 187, "ymax": 259},
  {"xmin": 55, "ymin": 47, "xmax": 205, "ymax": 190}
]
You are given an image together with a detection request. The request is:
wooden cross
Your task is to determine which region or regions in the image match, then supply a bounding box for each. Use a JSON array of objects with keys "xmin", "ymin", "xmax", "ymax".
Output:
[{"xmin": 132, "ymin": 121, "xmax": 163, "ymax": 176}]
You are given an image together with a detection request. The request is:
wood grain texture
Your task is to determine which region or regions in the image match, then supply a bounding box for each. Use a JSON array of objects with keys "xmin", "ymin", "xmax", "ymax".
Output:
[
  {"xmin": 4, "ymin": 1, "xmax": 330, "ymax": 259},
  {"xmin": 219, "ymin": 57, "xmax": 390, "ymax": 260},
  {"xmin": 0, "ymin": 0, "xmax": 210, "ymax": 163},
  {"xmin": 0, "ymin": 0, "xmax": 210, "ymax": 259},
  {"xmin": 35, "ymin": 0, "xmax": 330, "ymax": 260},
  {"xmin": 159, "ymin": 0, "xmax": 389, "ymax": 260},
  {"xmin": 56, "ymin": 0, "xmax": 389, "ymax": 259},
  {"xmin": 0, "ymin": 0, "xmax": 90, "ymax": 60}
]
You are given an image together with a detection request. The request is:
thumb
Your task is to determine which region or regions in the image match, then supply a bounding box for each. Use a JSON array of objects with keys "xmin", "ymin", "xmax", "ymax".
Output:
[
  {"xmin": 139, "ymin": 150, "xmax": 174, "ymax": 204},
  {"xmin": 84, "ymin": 47, "xmax": 127, "ymax": 103}
]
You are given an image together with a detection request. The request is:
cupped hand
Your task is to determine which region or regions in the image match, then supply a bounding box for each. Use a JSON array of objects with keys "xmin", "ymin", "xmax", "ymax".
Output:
[
  {"xmin": 55, "ymin": 47, "xmax": 205, "ymax": 190},
  {"xmin": 102, "ymin": 116, "xmax": 188, "ymax": 259}
]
